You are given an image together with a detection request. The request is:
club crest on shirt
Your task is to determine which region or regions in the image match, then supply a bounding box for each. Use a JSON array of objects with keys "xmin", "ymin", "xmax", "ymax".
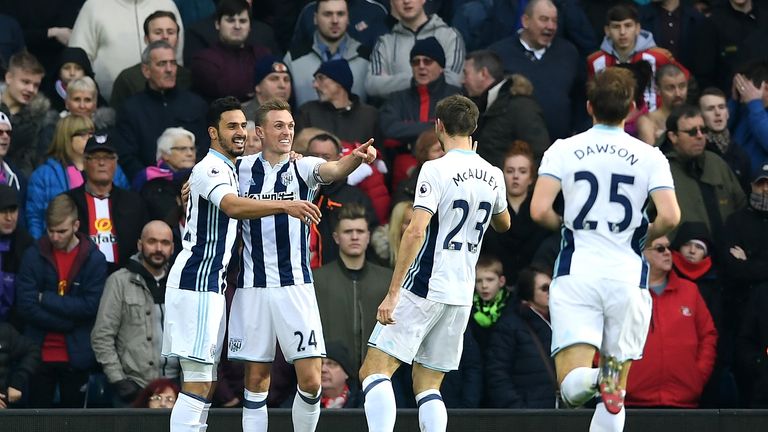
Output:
[
  {"xmin": 418, "ymin": 181, "xmax": 431, "ymax": 197},
  {"xmin": 208, "ymin": 167, "xmax": 221, "ymax": 177},
  {"xmin": 680, "ymin": 306, "xmax": 692, "ymax": 317},
  {"xmin": 94, "ymin": 218, "xmax": 112, "ymax": 232},
  {"xmin": 281, "ymin": 171, "xmax": 294, "ymax": 186},
  {"xmin": 355, "ymin": 20, "xmax": 368, "ymax": 32},
  {"xmin": 229, "ymin": 338, "xmax": 243, "ymax": 353}
]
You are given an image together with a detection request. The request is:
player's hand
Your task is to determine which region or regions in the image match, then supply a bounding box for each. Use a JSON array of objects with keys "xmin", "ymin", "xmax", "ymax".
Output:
[
  {"xmin": 730, "ymin": 245, "xmax": 747, "ymax": 261},
  {"xmin": 7, "ymin": 387, "xmax": 21, "ymax": 403},
  {"xmin": 353, "ymin": 139, "xmax": 377, "ymax": 164},
  {"xmin": 181, "ymin": 180, "xmax": 191, "ymax": 208},
  {"xmin": 377, "ymin": 291, "xmax": 400, "ymax": 325},
  {"xmin": 289, "ymin": 151, "xmax": 303, "ymax": 161},
  {"xmin": 285, "ymin": 200, "xmax": 322, "ymax": 225}
]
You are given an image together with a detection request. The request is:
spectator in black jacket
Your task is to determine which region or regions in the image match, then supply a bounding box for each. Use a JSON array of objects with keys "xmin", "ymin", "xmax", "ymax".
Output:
[
  {"xmin": 485, "ymin": 265, "xmax": 556, "ymax": 408},
  {"xmin": 0, "ymin": 321, "xmax": 40, "ymax": 408},
  {"xmin": 66, "ymin": 134, "xmax": 148, "ymax": 274},
  {"xmin": 0, "ymin": 186, "xmax": 33, "ymax": 326},
  {"xmin": 112, "ymin": 40, "xmax": 208, "ymax": 179}
]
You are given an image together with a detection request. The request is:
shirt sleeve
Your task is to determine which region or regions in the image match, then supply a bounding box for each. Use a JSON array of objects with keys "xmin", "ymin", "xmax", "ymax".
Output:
[
  {"xmin": 538, "ymin": 139, "xmax": 564, "ymax": 180},
  {"xmin": 413, "ymin": 162, "xmax": 441, "ymax": 214},
  {"xmin": 296, "ymin": 156, "xmax": 329, "ymax": 190},
  {"xmin": 492, "ymin": 167, "xmax": 507, "ymax": 214},
  {"xmin": 196, "ymin": 161, "xmax": 238, "ymax": 207},
  {"xmin": 648, "ymin": 148, "xmax": 675, "ymax": 192}
]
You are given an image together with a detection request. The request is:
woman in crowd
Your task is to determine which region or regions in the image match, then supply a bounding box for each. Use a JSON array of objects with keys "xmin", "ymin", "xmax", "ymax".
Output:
[
  {"xmin": 26, "ymin": 115, "xmax": 129, "ymax": 238},
  {"xmin": 370, "ymin": 199, "xmax": 413, "ymax": 268},
  {"xmin": 132, "ymin": 378, "xmax": 180, "ymax": 409},
  {"xmin": 481, "ymin": 140, "xmax": 551, "ymax": 284}
]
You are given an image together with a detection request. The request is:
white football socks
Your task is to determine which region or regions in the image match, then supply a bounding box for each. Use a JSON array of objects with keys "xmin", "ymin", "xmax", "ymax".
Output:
[
  {"xmin": 363, "ymin": 374, "xmax": 396, "ymax": 432},
  {"xmin": 292, "ymin": 386, "xmax": 321, "ymax": 432},
  {"xmin": 242, "ymin": 389, "xmax": 269, "ymax": 432},
  {"xmin": 415, "ymin": 389, "xmax": 447, "ymax": 432}
]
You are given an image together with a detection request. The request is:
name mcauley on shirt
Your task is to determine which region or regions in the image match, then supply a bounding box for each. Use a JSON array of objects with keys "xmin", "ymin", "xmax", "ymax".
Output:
[{"xmin": 451, "ymin": 167, "xmax": 500, "ymax": 190}]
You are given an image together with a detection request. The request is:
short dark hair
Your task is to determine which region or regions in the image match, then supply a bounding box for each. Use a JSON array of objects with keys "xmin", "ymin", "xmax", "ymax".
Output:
[
  {"xmin": 587, "ymin": 67, "xmax": 636, "ymax": 125},
  {"xmin": 465, "ymin": 50, "xmax": 504, "ymax": 82},
  {"xmin": 739, "ymin": 59, "xmax": 768, "ymax": 88},
  {"xmin": 7, "ymin": 50, "xmax": 44, "ymax": 75},
  {"xmin": 254, "ymin": 98, "xmax": 291, "ymax": 127},
  {"xmin": 317, "ymin": 0, "xmax": 349, "ymax": 6},
  {"xmin": 700, "ymin": 86, "xmax": 726, "ymax": 101},
  {"xmin": 207, "ymin": 96, "xmax": 244, "ymax": 129},
  {"xmin": 335, "ymin": 202, "xmax": 368, "ymax": 231},
  {"xmin": 606, "ymin": 3, "xmax": 639, "ymax": 24},
  {"xmin": 665, "ymin": 104, "xmax": 701, "ymax": 133},
  {"xmin": 654, "ymin": 63, "xmax": 685, "ymax": 86},
  {"xmin": 516, "ymin": 264, "xmax": 551, "ymax": 302},
  {"xmin": 435, "ymin": 95, "xmax": 479, "ymax": 137},
  {"xmin": 308, "ymin": 133, "xmax": 341, "ymax": 153},
  {"xmin": 143, "ymin": 10, "xmax": 179, "ymax": 37},
  {"xmin": 216, "ymin": 0, "xmax": 250, "ymax": 21},
  {"xmin": 524, "ymin": 0, "xmax": 555, "ymax": 17}
]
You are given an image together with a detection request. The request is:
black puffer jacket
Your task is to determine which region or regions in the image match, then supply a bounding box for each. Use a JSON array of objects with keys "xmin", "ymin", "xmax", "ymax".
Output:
[
  {"xmin": 0, "ymin": 321, "xmax": 40, "ymax": 393},
  {"xmin": 484, "ymin": 302, "xmax": 556, "ymax": 408}
]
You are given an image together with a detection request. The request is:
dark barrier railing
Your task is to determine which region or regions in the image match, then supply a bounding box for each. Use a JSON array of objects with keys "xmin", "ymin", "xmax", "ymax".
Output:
[{"xmin": 2, "ymin": 408, "xmax": 768, "ymax": 431}]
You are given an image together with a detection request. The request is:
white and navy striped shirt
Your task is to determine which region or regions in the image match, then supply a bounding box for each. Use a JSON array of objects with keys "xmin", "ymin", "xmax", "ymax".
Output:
[
  {"xmin": 405, "ymin": 150, "xmax": 507, "ymax": 306},
  {"xmin": 167, "ymin": 150, "xmax": 239, "ymax": 294},
  {"xmin": 237, "ymin": 154, "xmax": 326, "ymax": 288}
]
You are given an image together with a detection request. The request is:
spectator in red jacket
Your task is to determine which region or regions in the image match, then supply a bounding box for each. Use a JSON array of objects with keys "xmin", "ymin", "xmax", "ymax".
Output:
[{"xmin": 625, "ymin": 235, "xmax": 718, "ymax": 408}]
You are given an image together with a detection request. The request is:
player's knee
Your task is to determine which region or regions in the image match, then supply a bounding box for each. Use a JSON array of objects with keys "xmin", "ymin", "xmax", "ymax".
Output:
[{"xmin": 298, "ymin": 376, "xmax": 322, "ymax": 395}]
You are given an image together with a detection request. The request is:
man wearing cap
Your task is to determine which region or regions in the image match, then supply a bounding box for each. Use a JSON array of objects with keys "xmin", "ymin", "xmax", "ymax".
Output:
[
  {"xmin": 190, "ymin": 0, "xmax": 272, "ymax": 103},
  {"xmin": 365, "ymin": 0, "xmax": 465, "ymax": 98},
  {"xmin": 66, "ymin": 134, "xmax": 148, "ymax": 274},
  {"xmin": 297, "ymin": 59, "xmax": 380, "ymax": 152},
  {"xmin": 0, "ymin": 185, "xmax": 33, "ymax": 324},
  {"xmin": 112, "ymin": 40, "xmax": 208, "ymax": 180},
  {"xmin": 726, "ymin": 162, "xmax": 768, "ymax": 406},
  {"xmin": 242, "ymin": 56, "xmax": 294, "ymax": 122},
  {"xmin": 319, "ymin": 341, "xmax": 362, "ymax": 408},
  {"xmin": 110, "ymin": 11, "xmax": 193, "ymax": 110},
  {"xmin": 284, "ymin": 0, "xmax": 371, "ymax": 106},
  {"xmin": 15, "ymin": 194, "xmax": 106, "ymax": 407},
  {"xmin": 380, "ymin": 37, "xmax": 460, "ymax": 155}
]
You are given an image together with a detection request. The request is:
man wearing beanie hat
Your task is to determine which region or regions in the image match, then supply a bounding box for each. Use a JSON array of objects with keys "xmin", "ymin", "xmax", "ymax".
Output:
[
  {"xmin": 242, "ymin": 55, "xmax": 293, "ymax": 122},
  {"xmin": 319, "ymin": 341, "xmax": 362, "ymax": 408},
  {"xmin": 366, "ymin": 0, "xmax": 465, "ymax": 98},
  {"xmin": 284, "ymin": 0, "xmax": 370, "ymax": 106},
  {"xmin": 110, "ymin": 11, "xmax": 193, "ymax": 110},
  {"xmin": 0, "ymin": 184, "xmax": 33, "ymax": 323},
  {"xmin": 297, "ymin": 59, "xmax": 379, "ymax": 147},
  {"xmin": 380, "ymin": 37, "xmax": 460, "ymax": 156}
]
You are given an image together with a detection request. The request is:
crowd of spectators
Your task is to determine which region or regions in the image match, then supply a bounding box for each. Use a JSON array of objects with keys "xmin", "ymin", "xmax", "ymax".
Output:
[{"xmin": 0, "ymin": 0, "xmax": 767, "ymax": 411}]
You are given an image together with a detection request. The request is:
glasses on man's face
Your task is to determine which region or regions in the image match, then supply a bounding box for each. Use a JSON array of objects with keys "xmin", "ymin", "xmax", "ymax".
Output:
[
  {"xmin": 71, "ymin": 130, "xmax": 94, "ymax": 139},
  {"xmin": 170, "ymin": 146, "xmax": 195, "ymax": 153},
  {"xmin": 149, "ymin": 394, "xmax": 176, "ymax": 403},
  {"xmin": 677, "ymin": 126, "xmax": 709, "ymax": 137},
  {"xmin": 0, "ymin": 129, "xmax": 11, "ymax": 137},
  {"xmin": 647, "ymin": 244, "xmax": 671, "ymax": 253},
  {"xmin": 85, "ymin": 154, "xmax": 117, "ymax": 162},
  {"xmin": 410, "ymin": 57, "xmax": 435, "ymax": 67}
]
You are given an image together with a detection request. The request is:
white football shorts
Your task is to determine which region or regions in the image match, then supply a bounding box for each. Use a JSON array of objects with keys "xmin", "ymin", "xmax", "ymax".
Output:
[
  {"xmin": 549, "ymin": 274, "xmax": 652, "ymax": 361},
  {"xmin": 162, "ymin": 288, "xmax": 227, "ymax": 366},
  {"xmin": 228, "ymin": 283, "xmax": 326, "ymax": 363},
  {"xmin": 367, "ymin": 288, "xmax": 471, "ymax": 372}
]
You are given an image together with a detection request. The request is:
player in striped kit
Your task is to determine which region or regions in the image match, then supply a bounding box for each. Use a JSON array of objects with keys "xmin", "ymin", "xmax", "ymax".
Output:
[
  {"xmin": 530, "ymin": 68, "xmax": 680, "ymax": 432},
  {"xmin": 359, "ymin": 95, "xmax": 511, "ymax": 432},
  {"xmin": 227, "ymin": 98, "xmax": 377, "ymax": 432},
  {"xmin": 162, "ymin": 96, "xmax": 321, "ymax": 432}
]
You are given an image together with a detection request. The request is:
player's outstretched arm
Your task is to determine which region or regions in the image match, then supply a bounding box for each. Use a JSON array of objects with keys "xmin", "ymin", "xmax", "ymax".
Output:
[
  {"xmin": 377, "ymin": 208, "xmax": 432, "ymax": 325},
  {"xmin": 490, "ymin": 209, "xmax": 511, "ymax": 233},
  {"xmin": 646, "ymin": 188, "xmax": 681, "ymax": 243},
  {"xmin": 530, "ymin": 176, "xmax": 564, "ymax": 231},
  {"xmin": 318, "ymin": 138, "xmax": 377, "ymax": 183},
  {"xmin": 219, "ymin": 194, "xmax": 321, "ymax": 224}
]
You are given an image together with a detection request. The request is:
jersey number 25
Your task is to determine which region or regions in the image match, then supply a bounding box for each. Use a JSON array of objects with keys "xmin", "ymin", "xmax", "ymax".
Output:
[{"xmin": 574, "ymin": 171, "xmax": 636, "ymax": 233}]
